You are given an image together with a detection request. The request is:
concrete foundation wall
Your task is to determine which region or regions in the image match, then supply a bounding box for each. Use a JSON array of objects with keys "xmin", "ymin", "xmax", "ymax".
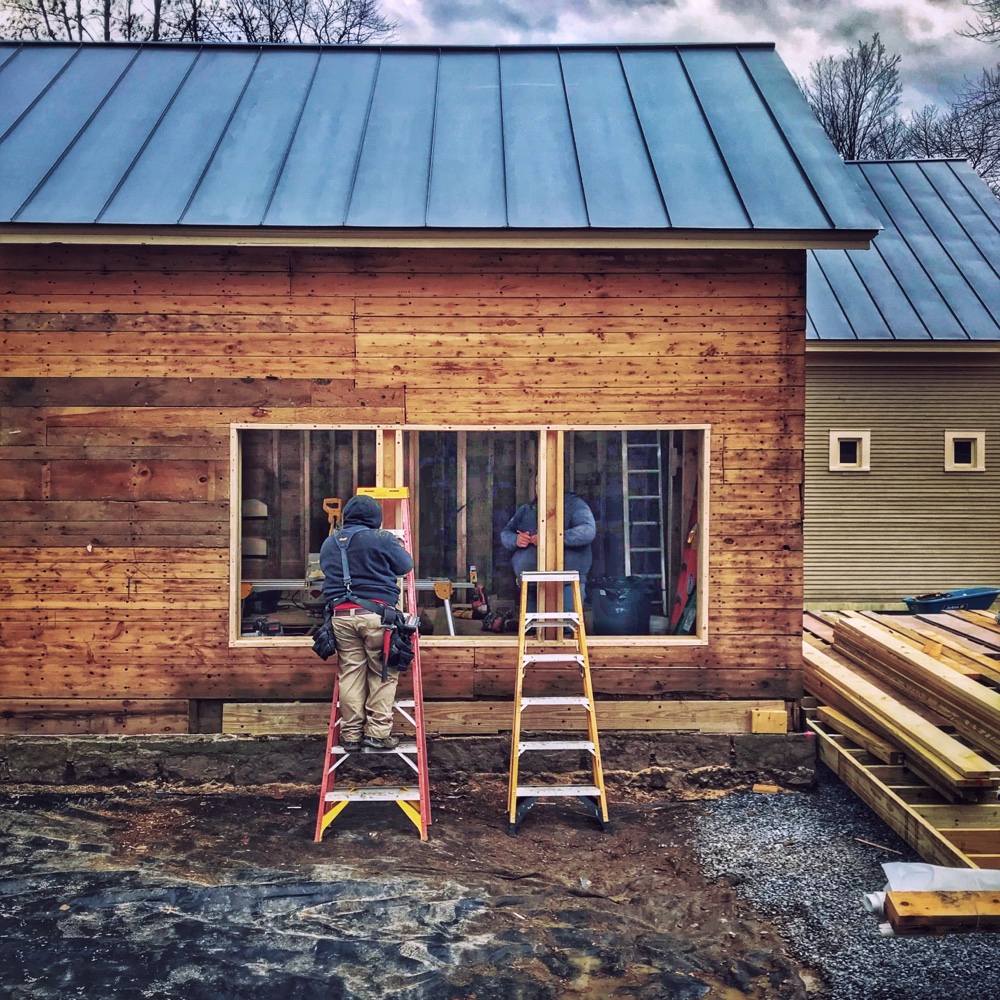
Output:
[{"xmin": 0, "ymin": 733, "xmax": 816, "ymax": 796}]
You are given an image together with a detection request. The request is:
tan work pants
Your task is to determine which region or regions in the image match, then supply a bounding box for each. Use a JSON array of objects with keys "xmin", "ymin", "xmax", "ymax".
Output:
[{"xmin": 330, "ymin": 613, "xmax": 398, "ymax": 741}]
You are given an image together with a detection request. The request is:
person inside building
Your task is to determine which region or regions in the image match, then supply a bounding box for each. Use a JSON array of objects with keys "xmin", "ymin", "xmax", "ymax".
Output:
[
  {"xmin": 500, "ymin": 492, "xmax": 596, "ymax": 612},
  {"xmin": 319, "ymin": 494, "xmax": 414, "ymax": 752}
]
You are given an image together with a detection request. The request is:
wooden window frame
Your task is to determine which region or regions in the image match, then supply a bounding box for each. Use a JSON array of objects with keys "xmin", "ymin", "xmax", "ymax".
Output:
[
  {"xmin": 229, "ymin": 423, "xmax": 710, "ymax": 648},
  {"xmin": 828, "ymin": 430, "xmax": 871, "ymax": 472},
  {"xmin": 944, "ymin": 430, "xmax": 986, "ymax": 472}
]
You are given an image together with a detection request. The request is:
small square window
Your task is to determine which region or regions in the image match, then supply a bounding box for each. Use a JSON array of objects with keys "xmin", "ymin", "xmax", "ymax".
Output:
[
  {"xmin": 829, "ymin": 430, "xmax": 870, "ymax": 472},
  {"xmin": 944, "ymin": 431, "xmax": 985, "ymax": 472}
]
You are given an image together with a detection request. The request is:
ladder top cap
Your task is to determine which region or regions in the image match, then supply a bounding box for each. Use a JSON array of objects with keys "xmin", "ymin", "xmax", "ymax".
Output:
[
  {"xmin": 357, "ymin": 487, "xmax": 410, "ymax": 499},
  {"xmin": 521, "ymin": 571, "xmax": 580, "ymax": 581}
]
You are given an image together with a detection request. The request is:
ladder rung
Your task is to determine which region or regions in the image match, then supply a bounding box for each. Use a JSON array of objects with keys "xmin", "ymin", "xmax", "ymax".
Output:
[
  {"xmin": 525, "ymin": 612, "xmax": 580, "ymax": 622},
  {"xmin": 523, "ymin": 654, "xmax": 585, "ymax": 665},
  {"xmin": 519, "ymin": 740, "xmax": 595, "ymax": 752},
  {"xmin": 628, "ymin": 547, "xmax": 662, "ymax": 553},
  {"xmin": 515, "ymin": 784, "xmax": 602, "ymax": 797},
  {"xmin": 521, "ymin": 696, "xmax": 590, "ymax": 707},
  {"xmin": 521, "ymin": 571, "xmax": 580, "ymax": 582},
  {"xmin": 395, "ymin": 699, "xmax": 415, "ymax": 708},
  {"xmin": 630, "ymin": 521, "xmax": 658, "ymax": 526},
  {"xmin": 332, "ymin": 743, "xmax": 417, "ymax": 755},
  {"xmin": 324, "ymin": 787, "xmax": 421, "ymax": 802},
  {"xmin": 628, "ymin": 468, "xmax": 660, "ymax": 474},
  {"xmin": 628, "ymin": 494, "xmax": 661, "ymax": 500}
]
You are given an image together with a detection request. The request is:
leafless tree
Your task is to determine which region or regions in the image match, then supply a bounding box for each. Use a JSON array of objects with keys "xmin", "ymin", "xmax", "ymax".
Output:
[
  {"xmin": 963, "ymin": 1, "xmax": 1000, "ymax": 43},
  {"xmin": 0, "ymin": 0, "xmax": 395, "ymax": 42},
  {"xmin": 799, "ymin": 33, "xmax": 906, "ymax": 161}
]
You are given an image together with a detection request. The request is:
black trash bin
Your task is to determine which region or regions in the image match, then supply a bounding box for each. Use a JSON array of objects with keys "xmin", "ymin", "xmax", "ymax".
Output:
[{"xmin": 591, "ymin": 576, "xmax": 651, "ymax": 635}]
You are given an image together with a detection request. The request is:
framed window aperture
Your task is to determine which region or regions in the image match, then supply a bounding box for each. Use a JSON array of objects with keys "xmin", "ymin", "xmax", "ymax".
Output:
[
  {"xmin": 944, "ymin": 430, "xmax": 985, "ymax": 472},
  {"xmin": 829, "ymin": 430, "xmax": 871, "ymax": 472},
  {"xmin": 230, "ymin": 425, "xmax": 707, "ymax": 646}
]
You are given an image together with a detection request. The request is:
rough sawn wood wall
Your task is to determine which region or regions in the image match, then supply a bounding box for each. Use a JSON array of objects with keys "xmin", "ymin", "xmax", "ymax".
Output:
[{"xmin": 0, "ymin": 244, "xmax": 804, "ymax": 733}]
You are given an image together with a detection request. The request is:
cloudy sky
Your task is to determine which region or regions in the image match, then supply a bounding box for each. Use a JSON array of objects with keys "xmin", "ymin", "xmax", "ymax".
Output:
[{"xmin": 378, "ymin": 0, "xmax": 996, "ymax": 112}]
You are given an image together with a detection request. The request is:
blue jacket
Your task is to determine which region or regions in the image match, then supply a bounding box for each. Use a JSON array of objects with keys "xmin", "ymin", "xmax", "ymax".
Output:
[
  {"xmin": 320, "ymin": 495, "xmax": 413, "ymax": 607},
  {"xmin": 501, "ymin": 493, "xmax": 596, "ymax": 582}
]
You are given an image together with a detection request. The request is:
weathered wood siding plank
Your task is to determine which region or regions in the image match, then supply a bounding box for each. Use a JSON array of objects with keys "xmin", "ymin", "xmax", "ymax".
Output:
[{"xmin": 0, "ymin": 245, "xmax": 805, "ymax": 726}]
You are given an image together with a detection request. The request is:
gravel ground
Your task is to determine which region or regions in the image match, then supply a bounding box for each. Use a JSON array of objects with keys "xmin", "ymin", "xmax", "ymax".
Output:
[{"xmin": 694, "ymin": 765, "xmax": 1000, "ymax": 1000}]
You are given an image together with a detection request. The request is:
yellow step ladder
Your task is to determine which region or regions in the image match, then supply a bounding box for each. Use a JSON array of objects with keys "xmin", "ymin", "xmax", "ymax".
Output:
[
  {"xmin": 507, "ymin": 570, "xmax": 610, "ymax": 836},
  {"xmin": 314, "ymin": 487, "xmax": 431, "ymax": 842}
]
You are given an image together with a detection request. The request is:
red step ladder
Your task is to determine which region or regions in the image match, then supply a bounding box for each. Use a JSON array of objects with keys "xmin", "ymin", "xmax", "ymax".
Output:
[{"xmin": 314, "ymin": 487, "xmax": 431, "ymax": 841}]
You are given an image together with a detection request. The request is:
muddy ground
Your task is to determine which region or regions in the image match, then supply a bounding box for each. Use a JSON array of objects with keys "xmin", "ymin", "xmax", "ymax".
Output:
[{"xmin": 0, "ymin": 777, "xmax": 819, "ymax": 1000}]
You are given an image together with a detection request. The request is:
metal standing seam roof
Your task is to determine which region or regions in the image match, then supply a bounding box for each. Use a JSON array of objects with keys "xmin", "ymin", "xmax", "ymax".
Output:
[
  {"xmin": 807, "ymin": 159, "xmax": 1000, "ymax": 342},
  {"xmin": 0, "ymin": 41, "xmax": 880, "ymax": 235}
]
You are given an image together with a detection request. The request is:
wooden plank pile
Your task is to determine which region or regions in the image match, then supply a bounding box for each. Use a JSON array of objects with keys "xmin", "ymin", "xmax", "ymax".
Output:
[{"xmin": 803, "ymin": 609, "xmax": 1000, "ymax": 873}]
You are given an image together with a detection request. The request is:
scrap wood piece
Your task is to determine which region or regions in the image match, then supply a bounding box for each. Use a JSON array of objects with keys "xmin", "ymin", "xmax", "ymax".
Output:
[
  {"xmin": 833, "ymin": 617, "xmax": 1000, "ymax": 759},
  {"xmin": 886, "ymin": 890, "xmax": 1000, "ymax": 934},
  {"xmin": 816, "ymin": 704, "xmax": 904, "ymax": 765},
  {"xmin": 803, "ymin": 643, "xmax": 1000, "ymax": 790},
  {"xmin": 803, "ymin": 612, "xmax": 835, "ymax": 644},
  {"xmin": 917, "ymin": 613, "xmax": 1000, "ymax": 652}
]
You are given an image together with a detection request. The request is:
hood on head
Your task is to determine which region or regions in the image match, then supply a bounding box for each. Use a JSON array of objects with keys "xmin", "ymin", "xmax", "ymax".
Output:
[{"xmin": 342, "ymin": 494, "xmax": 382, "ymax": 529}]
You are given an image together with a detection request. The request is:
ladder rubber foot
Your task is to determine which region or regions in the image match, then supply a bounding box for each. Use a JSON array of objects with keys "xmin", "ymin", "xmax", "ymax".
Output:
[{"xmin": 507, "ymin": 823, "xmax": 519, "ymax": 838}]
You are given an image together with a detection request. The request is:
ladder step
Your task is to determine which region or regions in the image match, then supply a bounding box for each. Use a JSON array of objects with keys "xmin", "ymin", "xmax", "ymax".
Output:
[
  {"xmin": 521, "ymin": 696, "xmax": 590, "ymax": 707},
  {"xmin": 523, "ymin": 654, "xmax": 585, "ymax": 665},
  {"xmin": 628, "ymin": 494, "xmax": 661, "ymax": 500},
  {"xmin": 332, "ymin": 743, "xmax": 417, "ymax": 755},
  {"xmin": 521, "ymin": 571, "xmax": 580, "ymax": 582},
  {"xmin": 519, "ymin": 740, "xmax": 595, "ymax": 752},
  {"xmin": 627, "ymin": 468, "xmax": 661, "ymax": 474},
  {"xmin": 324, "ymin": 787, "xmax": 421, "ymax": 802},
  {"xmin": 628, "ymin": 547, "xmax": 662, "ymax": 553},
  {"xmin": 525, "ymin": 612, "xmax": 580, "ymax": 622},
  {"xmin": 515, "ymin": 784, "xmax": 602, "ymax": 798}
]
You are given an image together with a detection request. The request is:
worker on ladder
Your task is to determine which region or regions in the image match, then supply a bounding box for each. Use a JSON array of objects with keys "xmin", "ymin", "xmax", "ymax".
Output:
[{"xmin": 318, "ymin": 494, "xmax": 413, "ymax": 752}]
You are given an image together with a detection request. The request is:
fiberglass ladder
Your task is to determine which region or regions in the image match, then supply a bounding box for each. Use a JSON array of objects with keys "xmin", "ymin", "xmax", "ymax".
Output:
[
  {"xmin": 622, "ymin": 430, "xmax": 668, "ymax": 616},
  {"xmin": 314, "ymin": 487, "xmax": 431, "ymax": 842},
  {"xmin": 507, "ymin": 570, "xmax": 610, "ymax": 836}
]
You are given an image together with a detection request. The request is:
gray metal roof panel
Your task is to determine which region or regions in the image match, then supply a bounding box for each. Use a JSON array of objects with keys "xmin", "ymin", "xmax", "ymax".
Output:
[
  {"xmin": 618, "ymin": 47, "xmax": 747, "ymax": 229},
  {"xmin": 806, "ymin": 256, "xmax": 856, "ymax": 340},
  {"xmin": 811, "ymin": 251, "xmax": 893, "ymax": 340},
  {"xmin": 100, "ymin": 48, "xmax": 259, "ymax": 224},
  {"xmin": 1, "ymin": 41, "xmax": 879, "ymax": 234},
  {"xmin": 345, "ymin": 50, "xmax": 439, "ymax": 227},
  {"xmin": 264, "ymin": 49, "xmax": 379, "ymax": 226},
  {"xmin": 808, "ymin": 159, "xmax": 1000, "ymax": 342},
  {"xmin": 18, "ymin": 48, "xmax": 196, "ymax": 224},
  {"xmin": 425, "ymin": 50, "xmax": 507, "ymax": 228},
  {"xmin": 559, "ymin": 49, "xmax": 668, "ymax": 229},
  {"xmin": 182, "ymin": 49, "xmax": 319, "ymax": 225}
]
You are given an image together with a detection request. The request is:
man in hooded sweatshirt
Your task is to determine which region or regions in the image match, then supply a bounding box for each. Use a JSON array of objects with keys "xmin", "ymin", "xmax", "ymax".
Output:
[
  {"xmin": 319, "ymin": 494, "xmax": 414, "ymax": 752},
  {"xmin": 501, "ymin": 492, "xmax": 596, "ymax": 610}
]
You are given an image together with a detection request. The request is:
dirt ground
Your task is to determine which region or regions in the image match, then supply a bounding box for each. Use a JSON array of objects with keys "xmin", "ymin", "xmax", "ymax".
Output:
[{"xmin": 0, "ymin": 778, "xmax": 821, "ymax": 1000}]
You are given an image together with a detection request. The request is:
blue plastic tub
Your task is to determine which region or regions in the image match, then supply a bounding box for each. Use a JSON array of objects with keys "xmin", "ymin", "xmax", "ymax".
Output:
[{"xmin": 901, "ymin": 587, "xmax": 1000, "ymax": 613}]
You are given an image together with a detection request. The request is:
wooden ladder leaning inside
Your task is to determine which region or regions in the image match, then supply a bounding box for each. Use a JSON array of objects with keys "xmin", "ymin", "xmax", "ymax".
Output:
[
  {"xmin": 314, "ymin": 487, "xmax": 431, "ymax": 842},
  {"xmin": 507, "ymin": 570, "xmax": 610, "ymax": 836}
]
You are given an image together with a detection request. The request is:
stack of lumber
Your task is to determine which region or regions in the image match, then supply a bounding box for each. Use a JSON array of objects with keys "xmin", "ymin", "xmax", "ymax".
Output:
[{"xmin": 803, "ymin": 609, "xmax": 1000, "ymax": 872}]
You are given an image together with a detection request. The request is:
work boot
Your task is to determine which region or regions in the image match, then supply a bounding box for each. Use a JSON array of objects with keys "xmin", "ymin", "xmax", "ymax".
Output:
[
  {"xmin": 362, "ymin": 734, "xmax": 400, "ymax": 752},
  {"xmin": 339, "ymin": 737, "xmax": 363, "ymax": 753}
]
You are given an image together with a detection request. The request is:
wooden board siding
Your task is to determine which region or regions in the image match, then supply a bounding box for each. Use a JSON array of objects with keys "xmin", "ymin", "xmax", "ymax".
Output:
[
  {"xmin": 0, "ymin": 244, "xmax": 805, "ymax": 730},
  {"xmin": 805, "ymin": 354, "xmax": 1000, "ymax": 607}
]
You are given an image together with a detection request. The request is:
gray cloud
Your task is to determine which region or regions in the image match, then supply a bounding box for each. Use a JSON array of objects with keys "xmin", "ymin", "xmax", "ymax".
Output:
[{"xmin": 382, "ymin": 0, "xmax": 994, "ymax": 109}]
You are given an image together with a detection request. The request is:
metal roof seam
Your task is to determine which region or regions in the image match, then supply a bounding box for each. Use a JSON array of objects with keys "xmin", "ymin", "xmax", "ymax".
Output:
[
  {"xmin": 0, "ymin": 42, "xmax": 19, "ymax": 73},
  {"xmin": 0, "ymin": 42, "xmax": 81, "ymax": 146},
  {"xmin": 341, "ymin": 47, "xmax": 383, "ymax": 228},
  {"xmin": 856, "ymin": 164, "xmax": 957, "ymax": 341},
  {"xmin": 259, "ymin": 48, "xmax": 322, "ymax": 227},
  {"xmin": 556, "ymin": 48, "xmax": 592, "ymax": 228},
  {"xmin": 96, "ymin": 48, "xmax": 202, "ymax": 225},
  {"xmin": 496, "ymin": 49, "xmax": 510, "ymax": 228},
  {"xmin": 614, "ymin": 46, "xmax": 672, "ymax": 228},
  {"xmin": 809, "ymin": 250, "xmax": 861, "ymax": 341},
  {"xmin": 676, "ymin": 47, "xmax": 752, "ymax": 229},
  {"xmin": 177, "ymin": 46, "xmax": 263, "ymax": 226},
  {"xmin": 737, "ymin": 45, "xmax": 836, "ymax": 230},
  {"xmin": 884, "ymin": 161, "xmax": 975, "ymax": 341},
  {"xmin": 841, "ymin": 243, "xmax": 899, "ymax": 341},
  {"xmin": 12, "ymin": 45, "xmax": 143, "ymax": 223},
  {"xmin": 912, "ymin": 161, "xmax": 1000, "ymax": 335},
  {"xmin": 422, "ymin": 49, "xmax": 443, "ymax": 229}
]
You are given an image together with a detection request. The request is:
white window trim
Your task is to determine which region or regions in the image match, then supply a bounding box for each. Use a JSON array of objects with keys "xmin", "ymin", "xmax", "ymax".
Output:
[
  {"xmin": 228, "ymin": 423, "xmax": 710, "ymax": 649},
  {"xmin": 944, "ymin": 430, "xmax": 986, "ymax": 472},
  {"xmin": 829, "ymin": 430, "xmax": 871, "ymax": 472}
]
